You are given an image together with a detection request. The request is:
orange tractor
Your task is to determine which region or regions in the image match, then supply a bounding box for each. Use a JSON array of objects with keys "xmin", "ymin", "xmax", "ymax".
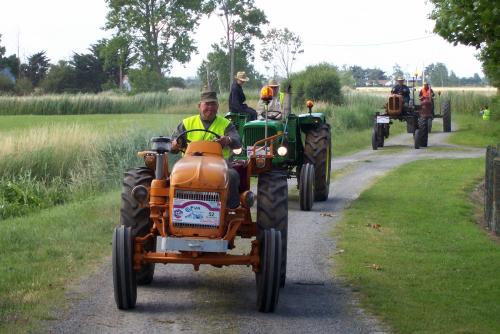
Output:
[{"xmin": 112, "ymin": 129, "xmax": 287, "ymax": 312}]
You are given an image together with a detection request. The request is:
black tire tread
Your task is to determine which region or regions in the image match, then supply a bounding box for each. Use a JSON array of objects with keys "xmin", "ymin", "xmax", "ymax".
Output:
[{"xmin": 304, "ymin": 123, "xmax": 331, "ymax": 201}]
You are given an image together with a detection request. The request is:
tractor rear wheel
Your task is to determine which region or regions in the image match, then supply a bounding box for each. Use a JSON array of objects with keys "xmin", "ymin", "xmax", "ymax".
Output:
[
  {"xmin": 371, "ymin": 127, "xmax": 378, "ymax": 150},
  {"xmin": 299, "ymin": 163, "xmax": 315, "ymax": 211},
  {"xmin": 427, "ymin": 118, "xmax": 433, "ymax": 133},
  {"xmin": 112, "ymin": 226, "xmax": 137, "ymax": 310},
  {"xmin": 256, "ymin": 228, "xmax": 282, "ymax": 313},
  {"xmin": 305, "ymin": 123, "xmax": 331, "ymax": 201},
  {"xmin": 414, "ymin": 128, "xmax": 421, "ymax": 149},
  {"xmin": 418, "ymin": 118, "xmax": 429, "ymax": 147},
  {"xmin": 121, "ymin": 167, "xmax": 155, "ymax": 285},
  {"xmin": 442, "ymin": 100, "xmax": 451, "ymax": 132},
  {"xmin": 257, "ymin": 170, "xmax": 288, "ymax": 288}
]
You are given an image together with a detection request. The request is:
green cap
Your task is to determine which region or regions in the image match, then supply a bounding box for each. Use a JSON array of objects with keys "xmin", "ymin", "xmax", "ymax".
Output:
[{"xmin": 200, "ymin": 90, "xmax": 218, "ymax": 103}]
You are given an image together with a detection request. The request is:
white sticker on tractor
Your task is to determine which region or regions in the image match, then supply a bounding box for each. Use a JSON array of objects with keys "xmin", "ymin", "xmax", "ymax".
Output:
[
  {"xmin": 247, "ymin": 146, "xmax": 270, "ymax": 157},
  {"xmin": 376, "ymin": 116, "xmax": 390, "ymax": 124},
  {"xmin": 172, "ymin": 199, "xmax": 221, "ymax": 226}
]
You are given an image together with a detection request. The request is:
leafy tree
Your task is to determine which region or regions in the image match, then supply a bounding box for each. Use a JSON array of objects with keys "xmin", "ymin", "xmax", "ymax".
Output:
[
  {"xmin": 366, "ymin": 68, "xmax": 387, "ymax": 81},
  {"xmin": 338, "ymin": 66, "xmax": 356, "ymax": 88},
  {"xmin": 429, "ymin": 0, "xmax": 500, "ymax": 88},
  {"xmin": 425, "ymin": 62, "xmax": 449, "ymax": 87},
  {"xmin": 260, "ymin": 28, "xmax": 303, "ymax": 79},
  {"xmin": 284, "ymin": 63, "xmax": 342, "ymax": 106},
  {"xmin": 448, "ymin": 70, "xmax": 459, "ymax": 86},
  {"xmin": 128, "ymin": 68, "xmax": 169, "ymax": 92},
  {"xmin": 41, "ymin": 61, "xmax": 77, "ymax": 93},
  {"xmin": 213, "ymin": 0, "xmax": 268, "ymax": 90},
  {"xmin": 71, "ymin": 50, "xmax": 105, "ymax": 93},
  {"xmin": 349, "ymin": 65, "xmax": 367, "ymax": 87},
  {"xmin": 98, "ymin": 36, "xmax": 136, "ymax": 87},
  {"xmin": 0, "ymin": 54, "xmax": 20, "ymax": 78},
  {"xmin": 198, "ymin": 42, "xmax": 262, "ymax": 93},
  {"xmin": 105, "ymin": 0, "xmax": 209, "ymax": 75},
  {"xmin": 20, "ymin": 51, "xmax": 50, "ymax": 87},
  {"xmin": 14, "ymin": 77, "xmax": 33, "ymax": 95},
  {"xmin": 0, "ymin": 34, "xmax": 5, "ymax": 59},
  {"xmin": 392, "ymin": 63, "xmax": 404, "ymax": 79}
]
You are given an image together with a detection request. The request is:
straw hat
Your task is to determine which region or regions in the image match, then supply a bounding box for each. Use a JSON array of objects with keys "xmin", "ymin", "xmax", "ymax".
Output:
[
  {"xmin": 235, "ymin": 71, "xmax": 250, "ymax": 82},
  {"xmin": 396, "ymin": 76, "xmax": 405, "ymax": 81},
  {"xmin": 268, "ymin": 78, "xmax": 279, "ymax": 87}
]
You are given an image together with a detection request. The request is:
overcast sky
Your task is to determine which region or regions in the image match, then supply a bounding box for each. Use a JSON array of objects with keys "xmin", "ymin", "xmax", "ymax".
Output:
[{"xmin": 0, "ymin": 0, "xmax": 484, "ymax": 79}]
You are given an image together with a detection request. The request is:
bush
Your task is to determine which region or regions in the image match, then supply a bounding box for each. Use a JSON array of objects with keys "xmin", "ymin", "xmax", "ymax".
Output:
[
  {"xmin": 128, "ymin": 68, "xmax": 169, "ymax": 93},
  {"xmin": 0, "ymin": 74, "xmax": 14, "ymax": 92},
  {"xmin": 284, "ymin": 63, "xmax": 342, "ymax": 106},
  {"xmin": 40, "ymin": 61, "xmax": 78, "ymax": 94},
  {"xmin": 14, "ymin": 77, "xmax": 33, "ymax": 95}
]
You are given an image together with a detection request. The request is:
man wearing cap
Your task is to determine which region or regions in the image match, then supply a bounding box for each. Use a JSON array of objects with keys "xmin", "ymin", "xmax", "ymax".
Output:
[
  {"xmin": 171, "ymin": 89, "xmax": 242, "ymax": 208},
  {"xmin": 257, "ymin": 79, "xmax": 284, "ymax": 120},
  {"xmin": 391, "ymin": 76, "xmax": 411, "ymax": 106},
  {"xmin": 229, "ymin": 71, "xmax": 257, "ymax": 121}
]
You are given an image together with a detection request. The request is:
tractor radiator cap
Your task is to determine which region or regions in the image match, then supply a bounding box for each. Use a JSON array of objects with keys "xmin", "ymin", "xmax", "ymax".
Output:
[{"xmin": 151, "ymin": 136, "xmax": 171, "ymax": 153}]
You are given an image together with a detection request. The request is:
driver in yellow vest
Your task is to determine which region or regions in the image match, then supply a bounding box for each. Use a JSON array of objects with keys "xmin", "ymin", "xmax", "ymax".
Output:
[
  {"xmin": 480, "ymin": 105, "xmax": 491, "ymax": 121},
  {"xmin": 171, "ymin": 89, "xmax": 242, "ymax": 208}
]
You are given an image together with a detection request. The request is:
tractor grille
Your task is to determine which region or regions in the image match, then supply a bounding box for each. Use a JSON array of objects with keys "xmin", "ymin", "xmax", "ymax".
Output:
[
  {"xmin": 244, "ymin": 127, "xmax": 276, "ymax": 146},
  {"xmin": 388, "ymin": 95, "xmax": 402, "ymax": 114},
  {"xmin": 172, "ymin": 190, "xmax": 221, "ymax": 229}
]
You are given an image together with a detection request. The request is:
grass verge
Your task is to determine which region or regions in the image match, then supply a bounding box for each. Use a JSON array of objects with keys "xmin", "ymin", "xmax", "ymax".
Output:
[
  {"xmin": 334, "ymin": 158, "xmax": 500, "ymax": 334},
  {"xmin": 448, "ymin": 113, "xmax": 500, "ymax": 147},
  {"xmin": 0, "ymin": 191, "xmax": 120, "ymax": 334}
]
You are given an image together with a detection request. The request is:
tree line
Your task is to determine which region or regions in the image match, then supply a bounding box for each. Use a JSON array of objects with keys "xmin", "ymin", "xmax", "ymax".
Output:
[{"xmin": 0, "ymin": 0, "xmax": 497, "ymax": 95}]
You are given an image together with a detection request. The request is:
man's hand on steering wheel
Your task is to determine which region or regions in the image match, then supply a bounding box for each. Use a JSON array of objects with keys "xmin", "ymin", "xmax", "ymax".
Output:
[{"xmin": 214, "ymin": 136, "xmax": 231, "ymax": 147}]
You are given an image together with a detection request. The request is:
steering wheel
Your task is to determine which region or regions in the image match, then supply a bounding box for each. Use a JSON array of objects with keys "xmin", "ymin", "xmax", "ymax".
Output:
[{"xmin": 175, "ymin": 129, "xmax": 222, "ymax": 150}]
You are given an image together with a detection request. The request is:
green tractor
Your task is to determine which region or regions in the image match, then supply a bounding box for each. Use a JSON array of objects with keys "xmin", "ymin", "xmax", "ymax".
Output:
[{"xmin": 225, "ymin": 85, "xmax": 332, "ymax": 212}]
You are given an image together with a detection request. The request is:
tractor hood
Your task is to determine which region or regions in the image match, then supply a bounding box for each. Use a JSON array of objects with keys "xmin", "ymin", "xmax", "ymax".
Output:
[{"xmin": 170, "ymin": 155, "xmax": 228, "ymax": 190}]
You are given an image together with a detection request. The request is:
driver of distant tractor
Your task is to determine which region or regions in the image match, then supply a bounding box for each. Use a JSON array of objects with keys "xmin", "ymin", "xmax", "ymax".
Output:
[
  {"xmin": 419, "ymin": 82, "xmax": 435, "ymax": 115},
  {"xmin": 391, "ymin": 76, "xmax": 411, "ymax": 107},
  {"xmin": 257, "ymin": 79, "xmax": 285, "ymax": 120},
  {"xmin": 171, "ymin": 89, "xmax": 243, "ymax": 209}
]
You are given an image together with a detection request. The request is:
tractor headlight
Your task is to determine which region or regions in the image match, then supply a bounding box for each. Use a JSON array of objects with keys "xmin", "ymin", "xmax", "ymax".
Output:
[
  {"xmin": 232, "ymin": 147, "xmax": 243, "ymax": 155},
  {"xmin": 277, "ymin": 146, "xmax": 288, "ymax": 156}
]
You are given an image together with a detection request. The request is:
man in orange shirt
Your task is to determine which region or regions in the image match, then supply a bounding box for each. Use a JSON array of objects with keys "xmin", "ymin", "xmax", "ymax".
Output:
[{"xmin": 419, "ymin": 82, "xmax": 435, "ymax": 115}]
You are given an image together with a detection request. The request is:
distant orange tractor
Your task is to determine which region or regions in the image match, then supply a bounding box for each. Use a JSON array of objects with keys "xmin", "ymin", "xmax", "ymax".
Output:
[{"xmin": 112, "ymin": 128, "xmax": 287, "ymax": 312}]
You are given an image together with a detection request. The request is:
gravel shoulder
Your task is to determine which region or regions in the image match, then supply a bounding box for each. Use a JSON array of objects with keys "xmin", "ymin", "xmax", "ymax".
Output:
[{"xmin": 46, "ymin": 120, "xmax": 484, "ymax": 334}]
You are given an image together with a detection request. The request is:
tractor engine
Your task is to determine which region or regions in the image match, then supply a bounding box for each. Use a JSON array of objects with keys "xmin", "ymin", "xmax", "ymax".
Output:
[{"xmin": 387, "ymin": 94, "xmax": 403, "ymax": 116}]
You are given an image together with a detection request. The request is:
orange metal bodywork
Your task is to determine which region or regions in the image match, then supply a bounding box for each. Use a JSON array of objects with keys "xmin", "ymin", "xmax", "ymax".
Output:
[
  {"xmin": 387, "ymin": 94, "xmax": 403, "ymax": 116},
  {"xmin": 132, "ymin": 136, "xmax": 281, "ymax": 272}
]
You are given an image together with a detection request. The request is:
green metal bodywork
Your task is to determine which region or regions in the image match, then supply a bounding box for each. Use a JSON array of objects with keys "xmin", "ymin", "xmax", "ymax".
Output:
[{"xmin": 225, "ymin": 109, "xmax": 328, "ymax": 172}]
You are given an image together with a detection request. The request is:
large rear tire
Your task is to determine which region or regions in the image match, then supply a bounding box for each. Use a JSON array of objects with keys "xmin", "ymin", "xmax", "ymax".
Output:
[
  {"xmin": 418, "ymin": 118, "xmax": 428, "ymax": 147},
  {"xmin": 299, "ymin": 163, "xmax": 315, "ymax": 211},
  {"xmin": 121, "ymin": 167, "xmax": 155, "ymax": 285},
  {"xmin": 256, "ymin": 229, "xmax": 282, "ymax": 313},
  {"xmin": 304, "ymin": 123, "xmax": 331, "ymax": 201},
  {"xmin": 257, "ymin": 170, "xmax": 288, "ymax": 288},
  {"xmin": 113, "ymin": 226, "xmax": 137, "ymax": 310},
  {"xmin": 442, "ymin": 100, "xmax": 451, "ymax": 132},
  {"xmin": 414, "ymin": 128, "xmax": 421, "ymax": 149},
  {"xmin": 371, "ymin": 127, "xmax": 378, "ymax": 150}
]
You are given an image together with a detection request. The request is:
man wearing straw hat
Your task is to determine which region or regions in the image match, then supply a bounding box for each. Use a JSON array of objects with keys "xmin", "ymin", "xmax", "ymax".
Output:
[
  {"xmin": 391, "ymin": 76, "xmax": 411, "ymax": 106},
  {"xmin": 257, "ymin": 78, "xmax": 284, "ymax": 120},
  {"xmin": 229, "ymin": 71, "xmax": 257, "ymax": 121}
]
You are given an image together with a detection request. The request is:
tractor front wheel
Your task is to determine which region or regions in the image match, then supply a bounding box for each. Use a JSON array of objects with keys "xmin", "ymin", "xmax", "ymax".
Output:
[
  {"xmin": 121, "ymin": 167, "xmax": 155, "ymax": 285},
  {"xmin": 299, "ymin": 163, "xmax": 315, "ymax": 211},
  {"xmin": 371, "ymin": 127, "xmax": 378, "ymax": 150},
  {"xmin": 257, "ymin": 170, "xmax": 288, "ymax": 288},
  {"xmin": 112, "ymin": 226, "xmax": 137, "ymax": 310},
  {"xmin": 305, "ymin": 124, "xmax": 332, "ymax": 201},
  {"xmin": 256, "ymin": 228, "xmax": 282, "ymax": 313}
]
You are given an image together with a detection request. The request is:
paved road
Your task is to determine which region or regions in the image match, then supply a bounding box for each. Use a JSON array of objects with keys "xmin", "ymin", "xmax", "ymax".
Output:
[{"xmin": 47, "ymin": 120, "xmax": 483, "ymax": 334}]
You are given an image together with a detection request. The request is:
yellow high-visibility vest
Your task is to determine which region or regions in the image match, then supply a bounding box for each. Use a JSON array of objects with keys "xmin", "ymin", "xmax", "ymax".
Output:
[
  {"xmin": 482, "ymin": 109, "xmax": 491, "ymax": 121},
  {"xmin": 182, "ymin": 115, "xmax": 231, "ymax": 158}
]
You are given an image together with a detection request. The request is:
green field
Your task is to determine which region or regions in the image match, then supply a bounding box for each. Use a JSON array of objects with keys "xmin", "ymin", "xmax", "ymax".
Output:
[{"xmin": 334, "ymin": 159, "xmax": 500, "ymax": 334}]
